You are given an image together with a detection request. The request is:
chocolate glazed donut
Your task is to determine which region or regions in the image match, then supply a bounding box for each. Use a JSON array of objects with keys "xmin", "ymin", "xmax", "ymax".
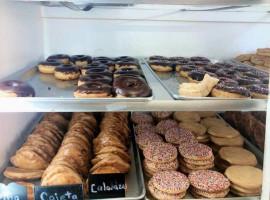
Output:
[
  {"xmin": 81, "ymin": 64, "xmax": 109, "ymax": 75},
  {"xmin": 92, "ymin": 57, "xmax": 114, "ymax": 62},
  {"xmin": 78, "ymin": 74, "xmax": 112, "ymax": 86},
  {"xmin": 92, "ymin": 60, "xmax": 115, "ymax": 72},
  {"xmin": 85, "ymin": 68, "xmax": 112, "ymax": 77},
  {"xmin": 114, "ymin": 56, "xmax": 137, "ymax": 62},
  {"xmin": 114, "ymin": 68, "xmax": 144, "ymax": 78},
  {"xmin": 38, "ymin": 59, "xmax": 63, "ymax": 74},
  {"xmin": 74, "ymin": 83, "xmax": 112, "ymax": 98},
  {"xmin": 0, "ymin": 80, "xmax": 35, "ymax": 97},
  {"xmin": 70, "ymin": 55, "xmax": 92, "ymax": 67},
  {"xmin": 47, "ymin": 54, "xmax": 70, "ymax": 64},
  {"xmin": 54, "ymin": 64, "xmax": 80, "ymax": 80},
  {"xmin": 113, "ymin": 75, "xmax": 152, "ymax": 97}
]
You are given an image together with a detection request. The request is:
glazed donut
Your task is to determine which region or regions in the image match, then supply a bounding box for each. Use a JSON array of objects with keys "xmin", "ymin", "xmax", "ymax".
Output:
[
  {"xmin": 38, "ymin": 59, "xmax": 63, "ymax": 74},
  {"xmin": 188, "ymin": 61, "xmax": 210, "ymax": 68},
  {"xmin": 243, "ymin": 71, "xmax": 268, "ymax": 79},
  {"xmin": 216, "ymin": 68, "xmax": 241, "ymax": 79},
  {"xmin": 190, "ymin": 56, "xmax": 210, "ymax": 62},
  {"xmin": 54, "ymin": 64, "xmax": 80, "ymax": 80},
  {"xmin": 169, "ymin": 57, "xmax": 189, "ymax": 62},
  {"xmin": 114, "ymin": 68, "xmax": 144, "ymax": 78},
  {"xmin": 0, "ymin": 80, "xmax": 35, "ymax": 97},
  {"xmin": 188, "ymin": 70, "xmax": 206, "ymax": 83},
  {"xmin": 233, "ymin": 66, "xmax": 250, "ymax": 72},
  {"xmin": 218, "ymin": 77, "xmax": 239, "ymax": 86},
  {"xmin": 236, "ymin": 76, "xmax": 263, "ymax": 85},
  {"xmin": 85, "ymin": 68, "xmax": 112, "ymax": 77},
  {"xmin": 149, "ymin": 60, "xmax": 173, "ymax": 72},
  {"xmin": 81, "ymin": 64, "xmax": 109, "ymax": 75},
  {"xmin": 74, "ymin": 83, "xmax": 112, "ymax": 98},
  {"xmin": 179, "ymin": 65, "xmax": 197, "ymax": 77},
  {"xmin": 92, "ymin": 60, "xmax": 115, "ymax": 72},
  {"xmin": 211, "ymin": 84, "xmax": 251, "ymax": 98},
  {"xmin": 47, "ymin": 54, "xmax": 70, "ymax": 64},
  {"xmin": 115, "ymin": 60, "xmax": 140, "ymax": 70},
  {"xmin": 113, "ymin": 75, "xmax": 152, "ymax": 97},
  {"xmin": 245, "ymin": 84, "xmax": 268, "ymax": 99},
  {"xmin": 114, "ymin": 56, "xmax": 137, "ymax": 62},
  {"xmin": 214, "ymin": 62, "xmax": 235, "ymax": 68},
  {"xmin": 148, "ymin": 55, "xmax": 168, "ymax": 62},
  {"xmin": 204, "ymin": 64, "xmax": 221, "ymax": 73},
  {"xmin": 92, "ymin": 57, "xmax": 114, "ymax": 62},
  {"xmin": 70, "ymin": 55, "xmax": 92, "ymax": 67},
  {"xmin": 263, "ymin": 77, "xmax": 269, "ymax": 84},
  {"xmin": 78, "ymin": 75, "xmax": 112, "ymax": 86},
  {"xmin": 174, "ymin": 59, "xmax": 190, "ymax": 72}
]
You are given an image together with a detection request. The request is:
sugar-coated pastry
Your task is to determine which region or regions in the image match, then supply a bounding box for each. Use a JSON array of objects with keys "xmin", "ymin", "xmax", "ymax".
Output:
[
  {"xmin": 54, "ymin": 64, "xmax": 80, "ymax": 80},
  {"xmin": 74, "ymin": 83, "xmax": 112, "ymax": 98},
  {"xmin": 0, "ymin": 80, "xmax": 35, "ymax": 97},
  {"xmin": 47, "ymin": 54, "xmax": 70, "ymax": 64},
  {"xmin": 70, "ymin": 55, "xmax": 92, "ymax": 67}
]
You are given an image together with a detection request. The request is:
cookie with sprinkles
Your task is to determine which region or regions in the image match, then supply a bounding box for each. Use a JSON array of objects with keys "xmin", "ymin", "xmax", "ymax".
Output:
[
  {"xmin": 156, "ymin": 119, "xmax": 178, "ymax": 135},
  {"xmin": 165, "ymin": 127, "xmax": 198, "ymax": 145},
  {"xmin": 184, "ymin": 155, "xmax": 214, "ymax": 166},
  {"xmin": 152, "ymin": 170, "xmax": 190, "ymax": 194},
  {"xmin": 131, "ymin": 113, "xmax": 154, "ymax": 124},
  {"xmin": 148, "ymin": 178, "xmax": 186, "ymax": 200},
  {"xmin": 151, "ymin": 111, "xmax": 173, "ymax": 121},
  {"xmin": 188, "ymin": 170, "xmax": 230, "ymax": 192},
  {"xmin": 143, "ymin": 142, "xmax": 178, "ymax": 163},
  {"xmin": 179, "ymin": 159, "xmax": 214, "ymax": 170},
  {"xmin": 135, "ymin": 123, "xmax": 156, "ymax": 135},
  {"xmin": 179, "ymin": 164, "xmax": 193, "ymax": 174},
  {"xmin": 145, "ymin": 158, "xmax": 179, "ymax": 171},
  {"xmin": 136, "ymin": 132, "xmax": 163, "ymax": 149},
  {"xmin": 178, "ymin": 143, "xmax": 213, "ymax": 160},
  {"xmin": 143, "ymin": 160, "xmax": 156, "ymax": 176},
  {"xmin": 190, "ymin": 186, "xmax": 230, "ymax": 198}
]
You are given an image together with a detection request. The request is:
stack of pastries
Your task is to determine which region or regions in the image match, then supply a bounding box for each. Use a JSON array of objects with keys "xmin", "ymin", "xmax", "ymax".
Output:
[{"xmin": 90, "ymin": 112, "xmax": 131, "ymax": 174}]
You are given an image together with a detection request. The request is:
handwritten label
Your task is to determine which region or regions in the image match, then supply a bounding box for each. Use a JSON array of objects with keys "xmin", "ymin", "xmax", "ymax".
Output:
[
  {"xmin": 89, "ymin": 173, "xmax": 125, "ymax": 199},
  {"xmin": 34, "ymin": 184, "xmax": 83, "ymax": 200},
  {"xmin": 0, "ymin": 182, "xmax": 27, "ymax": 200}
]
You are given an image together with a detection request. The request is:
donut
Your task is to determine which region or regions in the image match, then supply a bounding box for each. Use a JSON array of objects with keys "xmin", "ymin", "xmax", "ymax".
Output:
[
  {"xmin": 38, "ymin": 59, "xmax": 63, "ymax": 74},
  {"xmin": 190, "ymin": 56, "xmax": 210, "ymax": 62},
  {"xmin": 245, "ymin": 84, "xmax": 268, "ymax": 99},
  {"xmin": 115, "ymin": 60, "xmax": 139, "ymax": 70},
  {"xmin": 165, "ymin": 127, "xmax": 198, "ymax": 145},
  {"xmin": 85, "ymin": 68, "xmax": 112, "ymax": 77},
  {"xmin": 149, "ymin": 60, "xmax": 173, "ymax": 72},
  {"xmin": 70, "ymin": 55, "xmax": 92, "ymax": 67},
  {"xmin": 148, "ymin": 55, "xmax": 168, "ymax": 62},
  {"xmin": 114, "ymin": 56, "xmax": 137, "ymax": 62},
  {"xmin": 0, "ymin": 80, "xmax": 35, "ymax": 97},
  {"xmin": 131, "ymin": 113, "xmax": 154, "ymax": 124},
  {"xmin": 218, "ymin": 77, "xmax": 239, "ymax": 86},
  {"xmin": 179, "ymin": 65, "xmax": 197, "ymax": 77},
  {"xmin": 74, "ymin": 83, "xmax": 112, "ymax": 98},
  {"xmin": 81, "ymin": 64, "xmax": 109, "ymax": 75},
  {"xmin": 78, "ymin": 75, "xmax": 112, "ymax": 86},
  {"xmin": 156, "ymin": 119, "xmax": 178, "ymax": 135},
  {"xmin": 215, "ymin": 69, "xmax": 238, "ymax": 79},
  {"xmin": 233, "ymin": 65, "xmax": 250, "ymax": 72},
  {"xmin": 135, "ymin": 123, "xmax": 156, "ymax": 135},
  {"xmin": 54, "ymin": 64, "xmax": 80, "ymax": 80},
  {"xmin": 243, "ymin": 71, "xmax": 268, "ymax": 79},
  {"xmin": 263, "ymin": 77, "xmax": 269, "ymax": 84},
  {"xmin": 168, "ymin": 57, "xmax": 189, "ymax": 62},
  {"xmin": 212, "ymin": 84, "xmax": 252, "ymax": 98},
  {"xmin": 136, "ymin": 132, "xmax": 163, "ymax": 149},
  {"xmin": 92, "ymin": 56, "xmax": 113, "ymax": 62},
  {"xmin": 204, "ymin": 63, "xmax": 220, "ymax": 73},
  {"xmin": 47, "ymin": 54, "xmax": 70, "ymax": 64},
  {"xmin": 113, "ymin": 68, "xmax": 143, "ymax": 78},
  {"xmin": 188, "ymin": 70, "xmax": 206, "ymax": 83},
  {"xmin": 236, "ymin": 76, "xmax": 262, "ymax": 85},
  {"xmin": 145, "ymin": 158, "xmax": 179, "ymax": 171},
  {"xmin": 188, "ymin": 61, "xmax": 210, "ymax": 68},
  {"xmin": 151, "ymin": 111, "xmax": 173, "ymax": 121},
  {"xmin": 113, "ymin": 75, "xmax": 152, "ymax": 97},
  {"xmin": 174, "ymin": 59, "xmax": 190, "ymax": 71},
  {"xmin": 92, "ymin": 60, "xmax": 115, "ymax": 72}
]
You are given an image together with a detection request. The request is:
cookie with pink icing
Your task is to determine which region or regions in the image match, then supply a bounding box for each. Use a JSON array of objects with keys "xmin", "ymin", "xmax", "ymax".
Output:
[
  {"xmin": 131, "ymin": 113, "xmax": 154, "ymax": 124},
  {"xmin": 152, "ymin": 170, "xmax": 190, "ymax": 194},
  {"xmin": 135, "ymin": 123, "xmax": 156, "ymax": 135},
  {"xmin": 178, "ymin": 143, "xmax": 213, "ymax": 160},
  {"xmin": 145, "ymin": 158, "xmax": 179, "ymax": 171},
  {"xmin": 156, "ymin": 119, "xmax": 178, "ymax": 135},
  {"xmin": 188, "ymin": 170, "xmax": 230, "ymax": 192},
  {"xmin": 148, "ymin": 178, "xmax": 186, "ymax": 200},
  {"xmin": 165, "ymin": 127, "xmax": 198, "ymax": 145},
  {"xmin": 143, "ymin": 142, "xmax": 178, "ymax": 163},
  {"xmin": 136, "ymin": 132, "xmax": 163, "ymax": 149}
]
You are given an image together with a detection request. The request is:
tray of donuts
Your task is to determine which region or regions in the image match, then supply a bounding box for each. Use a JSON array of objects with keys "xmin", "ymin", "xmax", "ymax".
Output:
[
  {"xmin": 130, "ymin": 111, "xmax": 263, "ymax": 199},
  {"xmin": 1, "ymin": 55, "xmax": 153, "ymax": 100},
  {"xmin": 143, "ymin": 56, "xmax": 269, "ymax": 100},
  {"xmin": 0, "ymin": 112, "xmax": 145, "ymax": 200}
]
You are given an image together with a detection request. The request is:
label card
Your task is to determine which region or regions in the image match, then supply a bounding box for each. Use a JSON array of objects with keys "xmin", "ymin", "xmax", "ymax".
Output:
[
  {"xmin": 89, "ymin": 173, "xmax": 125, "ymax": 199},
  {"xmin": 34, "ymin": 184, "xmax": 83, "ymax": 200},
  {"xmin": 0, "ymin": 182, "xmax": 27, "ymax": 200}
]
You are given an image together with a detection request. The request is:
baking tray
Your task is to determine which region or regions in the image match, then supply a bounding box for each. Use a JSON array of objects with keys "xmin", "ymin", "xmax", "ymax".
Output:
[
  {"xmin": 2, "ymin": 59, "xmax": 154, "ymax": 102},
  {"xmin": 232, "ymin": 59, "xmax": 269, "ymax": 74},
  {"xmin": 0, "ymin": 113, "xmax": 146, "ymax": 200},
  {"xmin": 141, "ymin": 58, "xmax": 256, "ymax": 100}
]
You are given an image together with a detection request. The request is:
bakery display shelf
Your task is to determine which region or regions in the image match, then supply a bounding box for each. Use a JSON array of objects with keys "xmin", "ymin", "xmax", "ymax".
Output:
[
  {"xmin": 0, "ymin": 113, "xmax": 146, "ymax": 200},
  {"xmin": 232, "ymin": 59, "xmax": 269, "ymax": 74}
]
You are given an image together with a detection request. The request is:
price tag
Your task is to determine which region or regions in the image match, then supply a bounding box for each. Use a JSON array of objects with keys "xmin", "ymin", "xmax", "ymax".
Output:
[
  {"xmin": 0, "ymin": 182, "xmax": 27, "ymax": 200},
  {"xmin": 34, "ymin": 184, "xmax": 83, "ymax": 200},
  {"xmin": 89, "ymin": 173, "xmax": 125, "ymax": 199}
]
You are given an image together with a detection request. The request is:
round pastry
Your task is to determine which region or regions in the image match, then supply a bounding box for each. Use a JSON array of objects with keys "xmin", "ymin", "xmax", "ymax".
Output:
[
  {"xmin": 85, "ymin": 68, "xmax": 112, "ymax": 77},
  {"xmin": 78, "ymin": 75, "xmax": 112, "ymax": 86},
  {"xmin": 196, "ymin": 111, "xmax": 216, "ymax": 118},
  {"xmin": 149, "ymin": 60, "xmax": 173, "ymax": 72},
  {"xmin": 54, "ymin": 64, "xmax": 80, "ymax": 80},
  {"xmin": 135, "ymin": 123, "xmax": 156, "ymax": 135},
  {"xmin": 236, "ymin": 76, "xmax": 262, "ymax": 85},
  {"xmin": 47, "ymin": 54, "xmax": 70, "ymax": 64},
  {"xmin": 136, "ymin": 132, "xmax": 163, "ymax": 149},
  {"xmin": 204, "ymin": 64, "xmax": 220, "ymax": 73},
  {"xmin": 235, "ymin": 54, "xmax": 254, "ymax": 62},
  {"xmin": 245, "ymin": 84, "xmax": 268, "ymax": 99},
  {"xmin": 0, "ymin": 80, "xmax": 35, "ymax": 97},
  {"xmin": 263, "ymin": 77, "xmax": 269, "ymax": 84},
  {"xmin": 115, "ymin": 60, "xmax": 139, "ymax": 70},
  {"xmin": 92, "ymin": 60, "xmax": 115, "ymax": 72},
  {"xmin": 92, "ymin": 56, "xmax": 113, "ymax": 62},
  {"xmin": 113, "ymin": 68, "xmax": 143, "ymax": 78},
  {"xmin": 151, "ymin": 111, "xmax": 173, "ymax": 121},
  {"xmin": 148, "ymin": 55, "xmax": 168, "ymax": 62},
  {"xmin": 183, "ymin": 155, "xmax": 214, "ymax": 166},
  {"xmin": 151, "ymin": 170, "xmax": 190, "ymax": 194},
  {"xmin": 113, "ymin": 75, "xmax": 152, "ymax": 97},
  {"xmin": 243, "ymin": 71, "xmax": 268, "ymax": 79},
  {"xmin": 212, "ymin": 84, "xmax": 252, "ymax": 98},
  {"xmin": 218, "ymin": 77, "xmax": 239, "ymax": 86},
  {"xmin": 190, "ymin": 186, "xmax": 229, "ymax": 198},
  {"xmin": 190, "ymin": 56, "xmax": 210, "ymax": 62},
  {"xmin": 165, "ymin": 127, "xmax": 198, "ymax": 145},
  {"xmin": 70, "ymin": 55, "xmax": 92, "ymax": 67},
  {"xmin": 188, "ymin": 61, "xmax": 210, "ymax": 68},
  {"xmin": 178, "ymin": 121, "xmax": 207, "ymax": 136},
  {"xmin": 188, "ymin": 70, "xmax": 206, "ymax": 83},
  {"xmin": 114, "ymin": 56, "xmax": 137, "ymax": 62},
  {"xmin": 215, "ymin": 69, "xmax": 234, "ymax": 79},
  {"xmin": 178, "ymin": 143, "xmax": 213, "ymax": 160},
  {"xmin": 131, "ymin": 113, "xmax": 154, "ymax": 124},
  {"xmin": 74, "ymin": 83, "xmax": 112, "ymax": 98},
  {"xmin": 210, "ymin": 135, "xmax": 244, "ymax": 147},
  {"xmin": 145, "ymin": 158, "xmax": 179, "ymax": 171},
  {"xmin": 143, "ymin": 142, "xmax": 178, "ymax": 163},
  {"xmin": 38, "ymin": 59, "xmax": 63, "ymax": 74},
  {"xmin": 233, "ymin": 66, "xmax": 250, "ymax": 72},
  {"xmin": 92, "ymin": 166, "xmax": 121, "ymax": 174},
  {"xmin": 81, "ymin": 64, "xmax": 109, "ymax": 75},
  {"xmin": 201, "ymin": 117, "xmax": 226, "ymax": 128},
  {"xmin": 173, "ymin": 111, "xmax": 201, "ymax": 122},
  {"xmin": 179, "ymin": 159, "xmax": 214, "ymax": 170},
  {"xmin": 179, "ymin": 65, "xmax": 197, "ymax": 77},
  {"xmin": 174, "ymin": 59, "xmax": 190, "ymax": 71},
  {"xmin": 208, "ymin": 126, "xmax": 240, "ymax": 138},
  {"xmin": 169, "ymin": 56, "xmax": 189, "ymax": 62},
  {"xmin": 156, "ymin": 119, "xmax": 179, "ymax": 135}
]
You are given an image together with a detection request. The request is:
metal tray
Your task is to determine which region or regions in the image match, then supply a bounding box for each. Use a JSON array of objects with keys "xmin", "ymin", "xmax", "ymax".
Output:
[
  {"xmin": 232, "ymin": 59, "xmax": 269, "ymax": 74},
  {"xmin": 2, "ymin": 59, "xmax": 154, "ymax": 102},
  {"xmin": 0, "ymin": 113, "xmax": 146, "ymax": 200},
  {"xmin": 142, "ymin": 58, "xmax": 258, "ymax": 100}
]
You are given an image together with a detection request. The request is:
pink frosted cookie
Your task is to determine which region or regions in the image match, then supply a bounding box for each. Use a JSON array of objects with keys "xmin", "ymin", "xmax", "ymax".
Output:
[
  {"xmin": 145, "ymin": 158, "xmax": 179, "ymax": 171},
  {"xmin": 131, "ymin": 113, "xmax": 154, "ymax": 124},
  {"xmin": 188, "ymin": 170, "xmax": 230, "ymax": 192},
  {"xmin": 178, "ymin": 143, "xmax": 213, "ymax": 160},
  {"xmin": 156, "ymin": 119, "xmax": 179, "ymax": 135},
  {"xmin": 151, "ymin": 111, "xmax": 173, "ymax": 120},
  {"xmin": 165, "ymin": 127, "xmax": 198, "ymax": 145},
  {"xmin": 148, "ymin": 178, "xmax": 186, "ymax": 200},
  {"xmin": 136, "ymin": 132, "xmax": 163, "ymax": 149},
  {"xmin": 143, "ymin": 142, "xmax": 177, "ymax": 163},
  {"xmin": 135, "ymin": 123, "xmax": 156, "ymax": 135},
  {"xmin": 152, "ymin": 170, "xmax": 190, "ymax": 194}
]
